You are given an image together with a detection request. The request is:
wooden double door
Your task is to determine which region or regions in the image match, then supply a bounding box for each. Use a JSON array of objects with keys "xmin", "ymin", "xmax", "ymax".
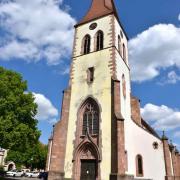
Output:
[{"xmin": 80, "ymin": 160, "xmax": 96, "ymax": 180}]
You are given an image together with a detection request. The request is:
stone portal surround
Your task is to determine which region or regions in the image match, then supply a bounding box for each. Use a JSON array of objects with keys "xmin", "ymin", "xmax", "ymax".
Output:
[{"xmin": 72, "ymin": 97, "xmax": 101, "ymax": 180}]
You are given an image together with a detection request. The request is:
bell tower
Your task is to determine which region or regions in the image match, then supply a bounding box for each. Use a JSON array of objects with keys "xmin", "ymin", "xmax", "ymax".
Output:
[{"xmin": 47, "ymin": 0, "xmax": 133, "ymax": 179}]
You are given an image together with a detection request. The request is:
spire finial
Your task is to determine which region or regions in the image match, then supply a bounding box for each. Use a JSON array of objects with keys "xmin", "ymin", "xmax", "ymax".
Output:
[
  {"xmin": 163, "ymin": 130, "xmax": 165, "ymax": 136},
  {"xmin": 162, "ymin": 130, "xmax": 168, "ymax": 140}
]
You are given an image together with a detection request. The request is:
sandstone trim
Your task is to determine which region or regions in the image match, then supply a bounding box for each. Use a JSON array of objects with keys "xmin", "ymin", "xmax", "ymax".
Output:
[
  {"xmin": 111, "ymin": 78, "xmax": 126, "ymax": 175},
  {"xmin": 72, "ymin": 96, "xmax": 102, "ymax": 180},
  {"xmin": 162, "ymin": 137, "xmax": 173, "ymax": 177},
  {"xmin": 48, "ymin": 88, "xmax": 71, "ymax": 180},
  {"xmin": 130, "ymin": 95, "xmax": 141, "ymax": 126}
]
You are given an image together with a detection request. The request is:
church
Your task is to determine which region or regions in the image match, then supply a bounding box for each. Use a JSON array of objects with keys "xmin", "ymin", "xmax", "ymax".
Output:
[{"xmin": 46, "ymin": 0, "xmax": 180, "ymax": 179}]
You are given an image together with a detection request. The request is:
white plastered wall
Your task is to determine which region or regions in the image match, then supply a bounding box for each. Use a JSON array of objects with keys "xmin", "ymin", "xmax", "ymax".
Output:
[
  {"xmin": 0, "ymin": 149, "xmax": 7, "ymax": 166},
  {"xmin": 64, "ymin": 15, "xmax": 114, "ymax": 179},
  {"xmin": 114, "ymin": 18, "xmax": 166, "ymax": 180}
]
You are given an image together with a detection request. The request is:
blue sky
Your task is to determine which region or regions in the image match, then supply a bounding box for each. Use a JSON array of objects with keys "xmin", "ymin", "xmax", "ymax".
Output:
[{"xmin": 0, "ymin": 0, "xmax": 180, "ymax": 149}]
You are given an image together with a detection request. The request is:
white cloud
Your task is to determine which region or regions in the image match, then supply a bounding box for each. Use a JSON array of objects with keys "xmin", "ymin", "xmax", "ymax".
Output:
[
  {"xmin": 0, "ymin": 0, "xmax": 76, "ymax": 65},
  {"xmin": 159, "ymin": 71, "xmax": 180, "ymax": 85},
  {"xmin": 33, "ymin": 92, "xmax": 58, "ymax": 124},
  {"xmin": 129, "ymin": 24, "xmax": 180, "ymax": 82},
  {"xmin": 166, "ymin": 71, "xmax": 180, "ymax": 84},
  {"xmin": 174, "ymin": 131, "xmax": 180, "ymax": 138},
  {"xmin": 178, "ymin": 14, "xmax": 180, "ymax": 21},
  {"xmin": 60, "ymin": 66, "xmax": 70, "ymax": 75},
  {"xmin": 141, "ymin": 103, "xmax": 180, "ymax": 130}
]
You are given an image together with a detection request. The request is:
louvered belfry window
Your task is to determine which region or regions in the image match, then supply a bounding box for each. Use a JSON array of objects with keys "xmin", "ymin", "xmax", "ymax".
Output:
[
  {"xmin": 83, "ymin": 35, "xmax": 91, "ymax": 54},
  {"xmin": 82, "ymin": 103, "xmax": 99, "ymax": 135},
  {"xmin": 96, "ymin": 31, "xmax": 104, "ymax": 51}
]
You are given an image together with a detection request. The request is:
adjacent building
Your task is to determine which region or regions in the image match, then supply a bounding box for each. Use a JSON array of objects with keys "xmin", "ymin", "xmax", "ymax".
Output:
[
  {"xmin": 0, "ymin": 148, "xmax": 7, "ymax": 167},
  {"xmin": 0, "ymin": 148, "xmax": 15, "ymax": 171}
]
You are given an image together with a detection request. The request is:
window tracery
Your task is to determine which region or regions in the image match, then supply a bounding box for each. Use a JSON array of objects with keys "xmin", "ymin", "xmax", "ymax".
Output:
[{"xmin": 82, "ymin": 102, "xmax": 99, "ymax": 135}]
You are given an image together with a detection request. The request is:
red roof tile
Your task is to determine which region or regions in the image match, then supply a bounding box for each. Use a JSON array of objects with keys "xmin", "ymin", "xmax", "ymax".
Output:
[{"xmin": 78, "ymin": 0, "xmax": 119, "ymax": 25}]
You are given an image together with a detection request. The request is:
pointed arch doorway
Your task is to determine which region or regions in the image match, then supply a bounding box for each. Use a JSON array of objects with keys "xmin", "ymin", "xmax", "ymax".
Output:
[
  {"xmin": 79, "ymin": 142, "xmax": 99, "ymax": 180},
  {"xmin": 73, "ymin": 141, "xmax": 100, "ymax": 180}
]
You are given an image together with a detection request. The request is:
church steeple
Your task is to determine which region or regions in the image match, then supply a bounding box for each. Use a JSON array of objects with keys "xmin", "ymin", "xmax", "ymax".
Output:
[{"xmin": 77, "ymin": 0, "xmax": 119, "ymax": 25}]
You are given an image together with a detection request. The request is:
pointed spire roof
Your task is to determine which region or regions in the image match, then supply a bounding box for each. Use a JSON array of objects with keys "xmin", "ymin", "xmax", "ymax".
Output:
[{"xmin": 77, "ymin": 0, "xmax": 119, "ymax": 25}]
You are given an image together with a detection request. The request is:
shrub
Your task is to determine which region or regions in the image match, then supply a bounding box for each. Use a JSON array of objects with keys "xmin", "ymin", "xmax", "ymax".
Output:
[
  {"xmin": 0, "ymin": 166, "xmax": 4, "ymax": 172},
  {"xmin": 0, "ymin": 166, "xmax": 5, "ymax": 177}
]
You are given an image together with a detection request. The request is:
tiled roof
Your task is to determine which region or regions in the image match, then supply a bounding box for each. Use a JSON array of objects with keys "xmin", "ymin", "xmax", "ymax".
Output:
[{"xmin": 77, "ymin": 0, "xmax": 119, "ymax": 25}]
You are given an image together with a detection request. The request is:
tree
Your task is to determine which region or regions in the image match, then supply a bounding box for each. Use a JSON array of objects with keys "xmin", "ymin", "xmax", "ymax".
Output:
[
  {"xmin": 28, "ymin": 142, "xmax": 48, "ymax": 170},
  {"xmin": 6, "ymin": 142, "xmax": 48, "ymax": 170},
  {"xmin": 0, "ymin": 66, "xmax": 40, "ymax": 153}
]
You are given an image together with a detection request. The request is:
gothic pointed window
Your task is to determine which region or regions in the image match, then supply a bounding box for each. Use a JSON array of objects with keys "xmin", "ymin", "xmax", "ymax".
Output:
[
  {"xmin": 118, "ymin": 35, "xmax": 122, "ymax": 56},
  {"xmin": 96, "ymin": 30, "xmax": 104, "ymax": 51},
  {"xmin": 136, "ymin": 155, "xmax": 143, "ymax": 177},
  {"xmin": 83, "ymin": 35, "xmax": 91, "ymax": 54},
  {"xmin": 123, "ymin": 43, "xmax": 126, "ymax": 62},
  {"xmin": 82, "ymin": 102, "xmax": 99, "ymax": 135}
]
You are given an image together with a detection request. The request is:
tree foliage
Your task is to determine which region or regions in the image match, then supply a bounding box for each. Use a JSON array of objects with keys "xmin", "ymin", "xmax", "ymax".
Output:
[
  {"xmin": 6, "ymin": 142, "xmax": 48, "ymax": 170},
  {"xmin": 28, "ymin": 142, "xmax": 48, "ymax": 170},
  {"xmin": 0, "ymin": 66, "xmax": 42, "ymax": 165},
  {"xmin": 0, "ymin": 165, "xmax": 4, "ymax": 172}
]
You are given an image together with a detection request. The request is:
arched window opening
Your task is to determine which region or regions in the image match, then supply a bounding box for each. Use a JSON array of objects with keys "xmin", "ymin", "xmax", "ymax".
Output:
[
  {"xmin": 118, "ymin": 35, "xmax": 122, "ymax": 56},
  {"xmin": 83, "ymin": 35, "xmax": 91, "ymax": 54},
  {"xmin": 123, "ymin": 43, "xmax": 126, "ymax": 62},
  {"xmin": 122, "ymin": 74, "xmax": 126, "ymax": 98},
  {"xmin": 96, "ymin": 31, "xmax": 104, "ymax": 51},
  {"xmin": 82, "ymin": 102, "xmax": 99, "ymax": 135},
  {"xmin": 136, "ymin": 155, "xmax": 143, "ymax": 177}
]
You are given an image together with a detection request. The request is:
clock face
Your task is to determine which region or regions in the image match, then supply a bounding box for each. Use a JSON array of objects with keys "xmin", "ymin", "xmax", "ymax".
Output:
[{"xmin": 89, "ymin": 23, "xmax": 97, "ymax": 30}]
